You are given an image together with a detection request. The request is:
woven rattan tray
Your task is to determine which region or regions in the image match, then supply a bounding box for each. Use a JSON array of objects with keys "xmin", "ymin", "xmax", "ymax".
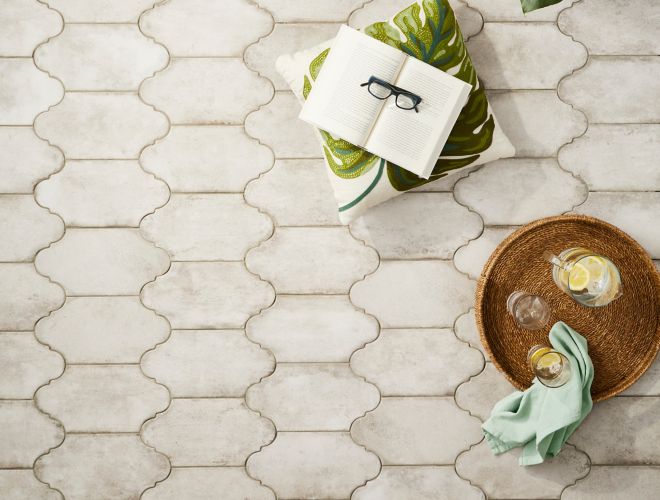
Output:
[{"xmin": 476, "ymin": 214, "xmax": 660, "ymax": 401}]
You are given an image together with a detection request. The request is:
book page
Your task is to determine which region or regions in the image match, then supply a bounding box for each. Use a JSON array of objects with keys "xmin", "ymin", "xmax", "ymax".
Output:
[
  {"xmin": 299, "ymin": 26, "xmax": 406, "ymax": 146},
  {"xmin": 365, "ymin": 56, "xmax": 472, "ymax": 178}
]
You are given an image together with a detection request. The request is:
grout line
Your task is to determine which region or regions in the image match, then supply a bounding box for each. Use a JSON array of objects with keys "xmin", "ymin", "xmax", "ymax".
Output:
[
  {"xmin": 134, "ymin": 2, "xmax": 178, "ymax": 497},
  {"xmin": 27, "ymin": 4, "xmax": 68, "ymax": 499},
  {"xmin": 238, "ymin": 6, "xmax": 282, "ymax": 498}
]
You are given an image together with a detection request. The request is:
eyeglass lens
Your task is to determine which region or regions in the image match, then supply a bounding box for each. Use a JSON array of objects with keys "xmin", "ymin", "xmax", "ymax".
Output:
[
  {"xmin": 367, "ymin": 81, "xmax": 392, "ymax": 99},
  {"xmin": 395, "ymin": 93, "xmax": 417, "ymax": 110}
]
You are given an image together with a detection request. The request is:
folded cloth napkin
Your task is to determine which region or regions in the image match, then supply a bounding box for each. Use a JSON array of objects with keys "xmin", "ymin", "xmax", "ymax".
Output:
[{"xmin": 482, "ymin": 321, "xmax": 594, "ymax": 466}]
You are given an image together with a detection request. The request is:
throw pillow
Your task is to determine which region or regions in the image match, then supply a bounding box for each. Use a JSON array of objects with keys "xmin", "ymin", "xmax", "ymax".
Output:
[{"xmin": 276, "ymin": 0, "xmax": 515, "ymax": 223}]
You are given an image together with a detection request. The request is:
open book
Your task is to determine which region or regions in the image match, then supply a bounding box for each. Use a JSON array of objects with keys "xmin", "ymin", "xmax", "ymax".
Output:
[{"xmin": 300, "ymin": 25, "xmax": 472, "ymax": 179}]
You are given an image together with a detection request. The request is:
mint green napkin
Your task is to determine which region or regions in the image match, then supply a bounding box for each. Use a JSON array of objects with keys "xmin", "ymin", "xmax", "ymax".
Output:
[{"xmin": 482, "ymin": 321, "xmax": 594, "ymax": 466}]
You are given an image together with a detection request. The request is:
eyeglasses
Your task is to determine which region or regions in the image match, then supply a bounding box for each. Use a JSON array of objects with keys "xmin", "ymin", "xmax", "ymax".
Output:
[{"xmin": 360, "ymin": 76, "xmax": 422, "ymax": 113}]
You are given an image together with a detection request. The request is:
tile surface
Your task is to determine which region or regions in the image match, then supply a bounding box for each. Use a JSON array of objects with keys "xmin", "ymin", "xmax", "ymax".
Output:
[
  {"xmin": 35, "ymin": 297, "xmax": 169, "ymax": 363},
  {"xmin": 0, "ymin": 195, "xmax": 63, "ymax": 261},
  {"xmin": 34, "ymin": 24, "xmax": 168, "ymax": 91},
  {"xmin": 141, "ymin": 0, "xmax": 273, "ymax": 57},
  {"xmin": 141, "ymin": 194, "xmax": 272, "ymax": 260},
  {"xmin": 247, "ymin": 432, "xmax": 380, "ymax": 499},
  {"xmin": 351, "ymin": 397, "xmax": 482, "ymax": 465},
  {"xmin": 4, "ymin": 0, "xmax": 659, "ymax": 497},
  {"xmin": 142, "ymin": 398, "xmax": 275, "ymax": 466},
  {"xmin": 0, "ymin": 332, "xmax": 64, "ymax": 399},
  {"xmin": 36, "ymin": 365, "xmax": 169, "ymax": 432},
  {"xmin": 34, "ymin": 435, "xmax": 169, "ymax": 500},
  {"xmin": 0, "ymin": 0, "xmax": 62, "ymax": 56},
  {"xmin": 36, "ymin": 160, "xmax": 169, "ymax": 227},
  {"xmin": 246, "ymin": 363, "xmax": 380, "ymax": 430},
  {"xmin": 142, "ymin": 330, "xmax": 274, "ymax": 397}
]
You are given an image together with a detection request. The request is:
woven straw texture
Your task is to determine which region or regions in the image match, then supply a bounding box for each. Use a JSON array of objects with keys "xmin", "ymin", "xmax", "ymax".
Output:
[{"xmin": 476, "ymin": 215, "xmax": 660, "ymax": 402}]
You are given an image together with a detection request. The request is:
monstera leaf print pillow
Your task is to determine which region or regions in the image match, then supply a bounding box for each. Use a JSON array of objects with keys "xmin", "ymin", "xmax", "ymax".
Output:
[{"xmin": 277, "ymin": 0, "xmax": 515, "ymax": 223}]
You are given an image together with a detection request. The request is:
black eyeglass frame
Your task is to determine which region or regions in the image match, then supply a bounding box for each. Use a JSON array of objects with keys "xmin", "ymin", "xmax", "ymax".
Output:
[{"xmin": 360, "ymin": 76, "xmax": 422, "ymax": 113}]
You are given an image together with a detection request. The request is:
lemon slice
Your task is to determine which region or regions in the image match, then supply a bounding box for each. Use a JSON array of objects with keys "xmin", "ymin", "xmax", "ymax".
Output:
[
  {"xmin": 536, "ymin": 352, "xmax": 562, "ymax": 369},
  {"xmin": 529, "ymin": 347, "xmax": 552, "ymax": 368},
  {"xmin": 568, "ymin": 262, "xmax": 591, "ymax": 291},
  {"xmin": 569, "ymin": 255, "xmax": 607, "ymax": 291}
]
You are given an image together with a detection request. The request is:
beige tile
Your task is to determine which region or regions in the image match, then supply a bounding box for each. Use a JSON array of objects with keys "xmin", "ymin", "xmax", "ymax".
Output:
[
  {"xmin": 142, "ymin": 398, "xmax": 275, "ymax": 466},
  {"xmin": 245, "ymin": 23, "xmax": 340, "ymax": 91},
  {"xmin": 350, "ymin": 0, "xmax": 483, "ymax": 38},
  {"xmin": 244, "ymin": 92, "xmax": 320, "ymax": 158},
  {"xmin": 246, "ymin": 295, "xmax": 378, "ymax": 362},
  {"xmin": 559, "ymin": 0, "xmax": 660, "ymax": 55},
  {"xmin": 456, "ymin": 441, "xmax": 589, "ymax": 499},
  {"xmin": 0, "ymin": 470, "xmax": 61, "ymax": 500},
  {"xmin": 141, "ymin": 59, "xmax": 271, "ymax": 125},
  {"xmin": 0, "ymin": 195, "xmax": 63, "ymax": 261},
  {"xmin": 34, "ymin": 25, "xmax": 168, "ymax": 91},
  {"xmin": 558, "ymin": 124, "xmax": 660, "ymax": 191},
  {"xmin": 255, "ymin": 0, "xmax": 364, "ymax": 22},
  {"xmin": 562, "ymin": 466, "xmax": 660, "ymax": 499},
  {"xmin": 351, "ymin": 397, "xmax": 482, "ymax": 464},
  {"xmin": 455, "ymin": 362, "xmax": 516, "ymax": 421},
  {"xmin": 245, "ymin": 159, "xmax": 340, "ymax": 226},
  {"xmin": 621, "ymin": 356, "xmax": 660, "ymax": 396},
  {"xmin": 141, "ymin": 125, "xmax": 273, "ymax": 193},
  {"xmin": 351, "ymin": 261, "xmax": 475, "ymax": 328},
  {"xmin": 45, "ymin": 0, "xmax": 155, "ymax": 22},
  {"xmin": 454, "ymin": 158, "xmax": 587, "ymax": 225},
  {"xmin": 36, "ymin": 365, "xmax": 169, "ymax": 432},
  {"xmin": 246, "ymin": 227, "xmax": 378, "ymax": 294},
  {"xmin": 468, "ymin": 23, "xmax": 586, "ymax": 89},
  {"xmin": 141, "ymin": 0, "xmax": 272, "ymax": 57},
  {"xmin": 454, "ymin": 309, "xmax": 487, "ymax": 357},
  {"xmin": 454, "ymin": 226, "xmax": 518, "ymax": 280},
  {"xmin": 0, "ymin": 401, "xmax": 63, "ymax": 467},
  {"xmin": 246, "ymin": 432, "xmax": 380, "ymax": 498},
  {"xmin": 142, "ymin": 262, "xmax": 274, "ymax": 328},
  {"xmin": 142, "ymin": 467, "xmax": 274, "ymax": 500},
  {"xmin": 34, "ymin": 434, "xmax": 169, "ymax": 500},
  {"xmin": 353, "ymin": 465, "xmax": 484, "ymax": 500},
  {"xmin": 35, "ymin": 160, "xmax": 169, "ymax": 227},
  {"xmin": 35, "ymin": 297, "xmax": 168, "ymax": 364},
  {"xmin": 569, "ymin": 397, "xmax": 660, "ymax": 464},
  {"xmin": 487, "ymin": 90, "xmax": 586, "ymax": 157},
  {"xmin": 142, "ymin": 330, "xmax": 274, "ymax": 397},
  {"xmin": 0, "ymin": 332, "xmax": 63, "ymax": 399},
  {"xmin": 0, "ymin": 264, "xmax": 64, "ymax": 330},
  {"xmin": 468, "ymin": 0, "xmax": 577, "ymax": 21},
  {"xmin": 0, "ymin": 128, "xmax": 62, "ymax": 194},
  {"xmin": 246, "ymin": 364, "xmax": 379, "ymax": 430},
  {"xmin": 141, "ymin": 194, "xmax": 272, "ymax": 260},
  {"xmin": 350, "ymin": 193, "xmax": 481, "ymax": 259},
  {"xmin": 560, "ymin": 57, "xmax": 660, "ymax": 123},
  {"xmin": 351, "ymin": 329, "xmax": 483, "ymax": 396},
  {"xmin": 34, "ymin": 93, "xmax": 168, "ymax": 159},
  {"xmin": 35, "ymin": 229, "xmax": 169, "ymax": 295},
  {"xmin": 0, "ymin": 60, "xmax": 62, "ymax": 125},
  {"xmin": 0, "ymin": 0, "xmax": 61, "ymax": 56},
  {"xmin": 574, "ymin": 192, "xmax": 660, "ymax": 258}
]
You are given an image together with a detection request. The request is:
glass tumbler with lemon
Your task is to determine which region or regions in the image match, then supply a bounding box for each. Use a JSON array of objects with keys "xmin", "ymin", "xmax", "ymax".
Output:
[
  {"xmin": 528, "ymin": 345, "xmax": 572, "ymax": 387},
  {"xmin": 544, "ymin": 247, "xmax": 622, "ymax": 307}
]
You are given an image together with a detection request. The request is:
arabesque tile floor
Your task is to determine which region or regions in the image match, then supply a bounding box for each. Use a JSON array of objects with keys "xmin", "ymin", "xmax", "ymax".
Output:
[{"xmin": 1, "ymin": 0, "xmax": 659, "ymax": 498}]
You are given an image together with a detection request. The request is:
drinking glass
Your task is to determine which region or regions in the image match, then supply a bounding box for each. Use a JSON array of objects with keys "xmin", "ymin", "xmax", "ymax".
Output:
[
  {"xmin": 528, "ymin": 345, "xmax": 572, "ymax": 388},
  {"xmin": 506, "ymin": 291, "xmax": 551, "ymax": 330},
  {"xmin": 544, "ymin": 247, "xmax": 622, "ymax": 307}
]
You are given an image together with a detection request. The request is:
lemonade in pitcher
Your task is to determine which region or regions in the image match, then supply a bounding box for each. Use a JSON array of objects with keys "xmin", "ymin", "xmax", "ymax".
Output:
[{"xmin": 544, "ymin": 247, "xmax": 622, "ymax": 307}]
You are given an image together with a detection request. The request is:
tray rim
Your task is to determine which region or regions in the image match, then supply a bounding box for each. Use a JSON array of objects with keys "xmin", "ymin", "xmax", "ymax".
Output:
[{"xmin": 475, "ymin": 214, "xmax": 660, "ymax": 402}]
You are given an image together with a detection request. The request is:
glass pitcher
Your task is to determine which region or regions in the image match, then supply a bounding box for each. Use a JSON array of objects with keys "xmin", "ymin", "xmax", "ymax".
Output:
[{"xmin": 544, "ymin": 247, "xmax": 622, "ymax": 307}]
